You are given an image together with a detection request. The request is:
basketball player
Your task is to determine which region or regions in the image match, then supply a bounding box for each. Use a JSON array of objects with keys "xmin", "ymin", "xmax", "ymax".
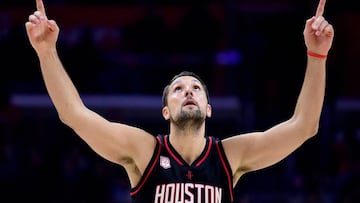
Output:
[{"xmin": 25, "ymin": 0, "xmax": 334, "ymax": 202}]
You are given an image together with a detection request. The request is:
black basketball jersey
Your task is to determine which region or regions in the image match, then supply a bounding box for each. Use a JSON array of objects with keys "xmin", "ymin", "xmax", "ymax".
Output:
[{"xmin": 130, "ymin": 134, "xmax": 234, "ymax": 203}]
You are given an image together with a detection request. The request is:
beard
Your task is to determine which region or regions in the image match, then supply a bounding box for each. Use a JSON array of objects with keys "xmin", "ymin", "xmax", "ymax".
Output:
[{"xmin": 172, "ymin": 107, "xmax": 206, "ymax": 130}]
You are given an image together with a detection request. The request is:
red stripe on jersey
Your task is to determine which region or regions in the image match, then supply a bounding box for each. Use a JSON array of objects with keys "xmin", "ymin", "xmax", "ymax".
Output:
[
  {"xmin": 130, "ymin": 136, "xmax": 162, "ymax": 196},
  {"xmin": 196, "ymin": 136, "xmax": 213, "ymax": 167},
  {"xmin": 216, "ymin": 141, "xmax": 234, "ymax": 202},
  {"xmin": 164, "ymin": 135, "xmax": 184, "ymax": 166}
]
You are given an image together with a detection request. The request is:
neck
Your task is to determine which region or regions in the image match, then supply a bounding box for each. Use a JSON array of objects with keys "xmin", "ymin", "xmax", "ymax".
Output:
[{"xmin": 168, "ymin": 125, "xmax": 206, "ymax": 165}]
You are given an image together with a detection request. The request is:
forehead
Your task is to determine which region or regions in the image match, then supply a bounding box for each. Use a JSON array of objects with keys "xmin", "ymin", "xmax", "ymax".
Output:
[{"xmin": 170, "ymin": 76, "xmax": 202, "ymax": 87}]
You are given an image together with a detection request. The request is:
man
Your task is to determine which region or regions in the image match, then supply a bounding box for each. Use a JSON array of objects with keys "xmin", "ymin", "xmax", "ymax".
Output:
[{"xmin": 25, "ymin": 0, "xmax": 334, "ymax": 202}]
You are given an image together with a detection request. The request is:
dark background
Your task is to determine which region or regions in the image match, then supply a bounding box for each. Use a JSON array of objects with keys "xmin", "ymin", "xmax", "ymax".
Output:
[{"xmin": 1, "ymin": 0, "xmax": 360, "ymax": 202}]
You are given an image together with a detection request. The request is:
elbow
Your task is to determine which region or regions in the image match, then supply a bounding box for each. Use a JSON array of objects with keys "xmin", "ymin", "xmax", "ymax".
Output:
[
  {"xmin": 57, "ymin": 106, "xmax": 78, "ymax": 127},
  {"xmin": 58, "ymin": 112, "xmax": 73, "ymax": 128},
  {"xmin": 303, "ymin": 119, "xmax": 320, "ymax": 139},
  {"xmin": 292, "ymin": 116, "xmax": 320, "ymax": 139},
  {"xmin": 309, "ymin": 123, "xmax": 319, "ymax": 138},
  {"xmin": 310, "ymin": 123, "xmax": 319, "ymax": 137},
  {"xmin": 58, "ymin": 113, "xmax": 67, "ymax": 124},
  {"xmin": 56, "ymin": 101, "xmax": 84, "ymax": 126}
]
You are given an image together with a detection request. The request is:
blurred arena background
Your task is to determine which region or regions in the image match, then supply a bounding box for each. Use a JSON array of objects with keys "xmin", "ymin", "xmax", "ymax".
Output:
[{"xmin": 1, "ymin": 0, "xmax": 359, "ymax": 202}]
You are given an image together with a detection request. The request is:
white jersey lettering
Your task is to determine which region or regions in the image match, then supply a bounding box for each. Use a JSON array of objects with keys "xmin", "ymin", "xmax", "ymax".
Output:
[
  {"xmin": 165, "ymin": 183, "xmax": 175, "ymax": 203},
  {"xmin": 185, "ymin": 183, "xmax": 194, "ymax": 203},
  {"xmin": 194, "ymin": 184, "xmax": 204, "ymax": 202},
  {"xmin": 154, "ymin": 183, "xmax": 223, "ymax": 203},
  {"xmin": 175, "ymin": 183, "xmax": 184, "ymax": 203},
  {"xmin": 155, "ymin": 184, "xmax": 165, "ymax": 203}
]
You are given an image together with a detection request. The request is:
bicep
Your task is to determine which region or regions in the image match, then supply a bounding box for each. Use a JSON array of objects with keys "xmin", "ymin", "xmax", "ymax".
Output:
[
  {"xmin": 68, "ymin": 107, "xmax": 157, "ymax": 167},
  {"xmin": 222, "ymin": 119, "xmax": 309, "ymax": 174}
]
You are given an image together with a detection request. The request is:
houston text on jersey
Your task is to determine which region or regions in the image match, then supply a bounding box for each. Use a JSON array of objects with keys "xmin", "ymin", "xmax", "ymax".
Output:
[{"xmin": 154, "ymin": 183, "xmax": 222, "ymax": 203}]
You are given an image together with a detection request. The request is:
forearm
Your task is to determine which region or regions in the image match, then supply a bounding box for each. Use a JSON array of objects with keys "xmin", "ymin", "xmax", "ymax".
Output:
[
  {"xmin": 293, "ymin": 56, "xmax": 326, "ymax": 135},
  {"xmin": 38, "ymin": 48, "xmax": 84, "ymax": 123}
]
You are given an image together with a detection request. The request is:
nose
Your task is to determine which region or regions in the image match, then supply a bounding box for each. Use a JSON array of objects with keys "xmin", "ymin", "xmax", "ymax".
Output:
[{"xmin": 184, "ymin": 86, "xmax": 193, "ymax": 97}]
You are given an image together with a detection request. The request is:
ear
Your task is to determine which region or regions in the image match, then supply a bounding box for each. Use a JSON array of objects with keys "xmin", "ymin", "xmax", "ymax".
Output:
[
  {"xmin": 206, "ymin": 104, "xmax": 212, "ymax": 118},
  {"xmin": 162, "ymin": 106, "xmax": 170, "ymax": 120}
]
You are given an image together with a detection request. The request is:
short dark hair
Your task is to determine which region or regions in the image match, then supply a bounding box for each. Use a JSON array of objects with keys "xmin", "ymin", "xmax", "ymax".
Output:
[{"xmin": 162, "ymin": 71, "xmax": 209, "ymax": 107}]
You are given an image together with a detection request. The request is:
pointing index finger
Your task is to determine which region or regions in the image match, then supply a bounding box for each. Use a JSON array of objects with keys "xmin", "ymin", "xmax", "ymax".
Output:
[
  {"xmin": 315, "ymin": 0, "xmax": 326, "ymax": 17},
  {"xmin": 36, "ymin": 0, "xmax": 47, "ymax": 16}
]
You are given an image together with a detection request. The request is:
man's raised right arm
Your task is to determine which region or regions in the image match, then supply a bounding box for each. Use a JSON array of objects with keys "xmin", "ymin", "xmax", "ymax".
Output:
[{"xmin": 25, "ymin": 0, "xmax": 157, "ymax": 183}]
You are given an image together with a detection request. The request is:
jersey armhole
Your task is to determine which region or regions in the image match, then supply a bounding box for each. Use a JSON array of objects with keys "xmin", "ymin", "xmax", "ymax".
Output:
[
  {"xmin": 130, "ymin": 136, "xmax": 162, "ymax": 196},
  {"xmin": 216, "ymin": 139, "xmax": 234, "ymax": 202}
]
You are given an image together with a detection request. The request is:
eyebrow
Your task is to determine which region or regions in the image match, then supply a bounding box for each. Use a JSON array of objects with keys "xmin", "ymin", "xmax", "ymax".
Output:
[{"xmin": 171, "ymin": 78, "xmax": 201, "ymax": 88}]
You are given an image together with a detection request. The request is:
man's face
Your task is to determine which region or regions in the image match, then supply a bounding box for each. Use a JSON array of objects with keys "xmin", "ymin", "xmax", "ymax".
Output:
[{"xmin": 162, "ymin": 76, "xmax": 211, "ymax": 127}]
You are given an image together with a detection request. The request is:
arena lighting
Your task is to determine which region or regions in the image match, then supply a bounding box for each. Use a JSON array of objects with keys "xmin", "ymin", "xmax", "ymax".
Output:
[
  {"xmin": 335, "ymin": 98, "xmax": 360, "ymax": 112},
  {"xmin": 10, "ymin": 94, "xmax": 242, "ymax": 120}
]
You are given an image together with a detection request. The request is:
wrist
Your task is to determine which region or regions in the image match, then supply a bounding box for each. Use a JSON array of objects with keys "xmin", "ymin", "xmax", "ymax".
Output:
[
  {"xmin": 307, "ymin": 51, "xmax": 327, "ymax": 59},
  {"xmin": 37, "ymin": 47, "xmax": 59, "ymax": 60}
]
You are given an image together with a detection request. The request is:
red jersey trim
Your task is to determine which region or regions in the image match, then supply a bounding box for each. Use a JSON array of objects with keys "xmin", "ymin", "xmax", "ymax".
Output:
[
  {"xmin": 130, "ymin": 136, "xmax": 162, "ymax": 196},
  {"xmin": 164, "ymin": 135, "xmax": 184, "ymax": 166},
  {"xmin": 195, "ymin": 136, "xmax": 213, "ymax": 167},
  {"xmin": 216, "ymin": 141, "xmax": 234, "ymax": 202}
]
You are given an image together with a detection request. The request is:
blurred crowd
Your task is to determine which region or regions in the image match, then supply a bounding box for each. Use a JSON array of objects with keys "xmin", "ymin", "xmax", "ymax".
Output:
[{"xmin": 1, "ymin": 0, "xmax": 360, "ymax": 202}]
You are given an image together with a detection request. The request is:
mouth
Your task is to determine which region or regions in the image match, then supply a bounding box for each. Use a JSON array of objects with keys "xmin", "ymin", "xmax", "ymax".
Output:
[{"xmin": 183, "ymin": 99, "xmax": 197, "ymax": 107}]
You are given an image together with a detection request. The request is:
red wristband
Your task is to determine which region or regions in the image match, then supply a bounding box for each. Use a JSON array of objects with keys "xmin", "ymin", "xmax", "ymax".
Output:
[{"xmin": 307, "ymin": 51, "xmax": 327, "ymax": 59}]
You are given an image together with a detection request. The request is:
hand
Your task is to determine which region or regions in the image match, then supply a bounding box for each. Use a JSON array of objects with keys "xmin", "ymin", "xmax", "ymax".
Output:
[
  {"xmin": 303, "ymin": 0, "xmax": 334, "ymax": 55},
  {"xmin": 25, "ymin": 0, "xmax": 59, "ymax": 54}
]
